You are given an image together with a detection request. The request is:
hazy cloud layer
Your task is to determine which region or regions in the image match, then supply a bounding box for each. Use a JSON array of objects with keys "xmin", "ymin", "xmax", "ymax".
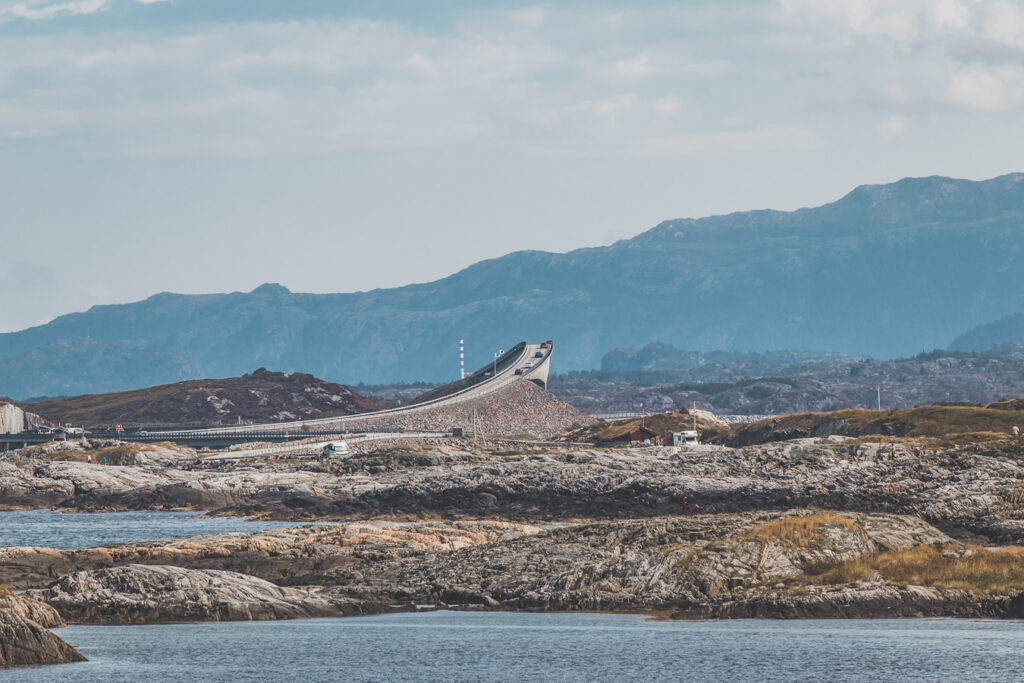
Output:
[{"xmin": 1, "ymin": 0, "xmax": 1022, "ymax": 331}]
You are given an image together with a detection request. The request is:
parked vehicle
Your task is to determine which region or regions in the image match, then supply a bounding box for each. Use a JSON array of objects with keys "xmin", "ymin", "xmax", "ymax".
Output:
[{"xmin": 321, "ymin": 440, "xmax": 349, "ymax": 457}]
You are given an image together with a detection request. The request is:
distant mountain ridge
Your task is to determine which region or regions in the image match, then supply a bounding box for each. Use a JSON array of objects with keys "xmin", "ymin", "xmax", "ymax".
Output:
[
  {"xmin": 1, "ymin": 172, "xmax": 1023, "ymax": 398},
  {"xmin": 950, "ymin": 314, "xmax": 1024, "ymax": 351},
  {"xmin": 602, "ymin": 342, "xmax": 856, "ymax": 373}
]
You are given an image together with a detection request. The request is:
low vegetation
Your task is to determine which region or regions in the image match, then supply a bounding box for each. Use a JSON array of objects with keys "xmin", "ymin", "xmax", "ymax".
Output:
[
  {"xmin": 741, "ymin": 512, "xmax": 861, "ymax": 548},
  {"xmin": 709, "ymin": 403, "xmax": 1024, "ymax": 446},
  {"xmin": 562, "ymin": 409, "xmax": 717, "ymax": 444},
  {"xmin": 21, "ymin": 442, "xmax": 153, "ymax": 464},
  {"xmin": 805, "ymin": 544, "xmax": 1024, "ymax": 594}
]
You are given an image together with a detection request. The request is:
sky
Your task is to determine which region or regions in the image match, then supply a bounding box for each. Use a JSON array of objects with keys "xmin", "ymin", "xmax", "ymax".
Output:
[{"xmin": 1, "ymin": 0, "xmax": 1023, "ymax": 332}]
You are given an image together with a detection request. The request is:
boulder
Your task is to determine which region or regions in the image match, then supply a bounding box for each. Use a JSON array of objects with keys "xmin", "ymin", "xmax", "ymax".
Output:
[{"xmin": 0, "ymin": 593, "xmax": 84, "ymax": 668}]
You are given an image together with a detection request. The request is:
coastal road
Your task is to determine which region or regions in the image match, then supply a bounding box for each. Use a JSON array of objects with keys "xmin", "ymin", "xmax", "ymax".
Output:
[
  {"xmin": 138, "ymin": 340, "xmax": 553, "ymax": 442},
  {"xmin": 203, "ymin": 430, "xmax": 452, "ymax": 462}
]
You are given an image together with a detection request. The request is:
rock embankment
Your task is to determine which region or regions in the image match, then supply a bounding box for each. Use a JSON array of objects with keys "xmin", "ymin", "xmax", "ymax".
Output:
[
  {"xmin": 28, "ymin": 565, "xmax": 377, "ymax": 624},
  {"xmin": 0, "ymin": 592, "xmax": 85, "ymax": 668},
  {"xmin": 309, "ymin": 380, "xmax": 597, "ymax": 438}
]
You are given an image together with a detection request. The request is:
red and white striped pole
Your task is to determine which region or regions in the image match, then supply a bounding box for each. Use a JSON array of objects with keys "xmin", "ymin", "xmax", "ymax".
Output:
[{"xmin": 460, "ymin": 338, "xmax": 465, "ymax": 379}]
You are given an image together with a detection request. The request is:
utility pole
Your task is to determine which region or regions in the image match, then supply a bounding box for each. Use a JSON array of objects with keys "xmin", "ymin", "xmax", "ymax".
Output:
[
  {"xmin": 460, "ymin": 338, "xmax": 465, "ymax": 380},
  {"xmin": 493, "ymin": 349, "xmax": 503, "ymax": 376},
  {"xmin": 876, "ymin": 385, "xmax": 881, "ymax": 411}
]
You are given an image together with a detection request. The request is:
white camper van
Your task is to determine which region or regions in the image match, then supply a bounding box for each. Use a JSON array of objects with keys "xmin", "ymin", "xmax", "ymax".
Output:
[
  {"xmin": 321, "ymin": 440, "xmax": 350, "ymax": 457},
  {"xmin": 672, "ymin": 430, "xmax": 700, "ymax": 446}
]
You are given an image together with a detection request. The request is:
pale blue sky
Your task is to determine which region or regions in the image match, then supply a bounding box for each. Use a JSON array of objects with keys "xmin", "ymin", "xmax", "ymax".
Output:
[{"xmin": 2, "ymin": 0, "xmax": 1023, "ymax": 331}]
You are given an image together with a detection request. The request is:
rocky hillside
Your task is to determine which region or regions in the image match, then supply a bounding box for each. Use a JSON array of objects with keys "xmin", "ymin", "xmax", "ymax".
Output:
[
  {"xmin": 560, "ymin": 408, "xmax": 721, "ymax": 444},
  {"xmin": 552, "ymin": 343, "xmax": 1024, "ymax": 415},
  {"xmin": 1, "ymin": 173, "xmax": 1023, "ymax": 395},
  {"xmin": 950, "ymin": 313, "xmax": 1024, "ymax": 351},
  {"xmin": 705, "ymin": 403, "xmax": 1024, "ymax": 447},
  {"xmin": 24, "ymin": 368, "xmax": 385, "ymax": 427}
]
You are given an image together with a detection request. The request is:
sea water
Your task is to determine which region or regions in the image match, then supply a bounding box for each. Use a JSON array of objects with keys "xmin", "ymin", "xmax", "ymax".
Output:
[
  {"xmin": 1, "ymin": 612, "xmax": 1020, "ymax": 682},
  {"xmin": 0, "ymin": 509, "xmax": 306, "ymax": 549}
]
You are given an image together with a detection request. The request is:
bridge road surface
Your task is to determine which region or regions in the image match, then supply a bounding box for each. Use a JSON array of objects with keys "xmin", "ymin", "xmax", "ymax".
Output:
[{"xmin": 138, "ymin": 341, "xmax": 553, "ymax": 442}]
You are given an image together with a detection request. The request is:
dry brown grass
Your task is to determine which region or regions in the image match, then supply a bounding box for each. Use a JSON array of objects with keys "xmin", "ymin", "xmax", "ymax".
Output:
[
  {"xmin": 848, "ymin": 432, "xmax": 1010, "ymax": 447},
  {"xmin": 741, "ymin": 512, "xmax": 861, "ymax": 548},
  {"xmin": 87, "ymin": 443, "xmax": 150, "ymax": 465},
  {"xmin": 0, "ymin": 584, "xmax": 11, "ymax": 598},
  {"xmin": 806, "ymin": 545, "xmax": 1024, "ymax": 593},
  {"xmin": 725, "ymin": 404, "xmax": 1024, "ymax": 446}
]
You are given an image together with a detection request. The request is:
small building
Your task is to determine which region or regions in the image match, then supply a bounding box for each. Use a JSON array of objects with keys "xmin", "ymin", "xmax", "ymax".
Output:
[
  {"xmin": 603, "ymin": 425, "xmax": 660, "ymax": 445},
  {"xmin": 672, "ymin": 430, "xmax": 700, "ymax": 446}
]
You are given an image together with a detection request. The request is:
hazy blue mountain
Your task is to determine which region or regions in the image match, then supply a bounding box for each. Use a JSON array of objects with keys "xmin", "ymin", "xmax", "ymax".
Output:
[
  {"xmin": 601, "ymin": 342, "xmax": 856, "ymax": 373},
  {"xmin": 0, "ymin": 340, "xmax": 200, "ymax": 400},
  {"xmin": 949, "ymin": 314, "xmax": 1024, "ymax": 351},
  {"xmin": 2, "ymin": 173, "xmax": 1023, "ymax": 398}
]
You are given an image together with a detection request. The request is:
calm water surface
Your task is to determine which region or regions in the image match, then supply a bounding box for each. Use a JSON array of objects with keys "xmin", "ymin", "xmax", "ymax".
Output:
[
  {"xmin": 0, "ymin": 612, "xmax": 1021, "ymax": 682},
  {"xmin": 0, "ymin": 509, "xmax": 306, "ymax": 549}
]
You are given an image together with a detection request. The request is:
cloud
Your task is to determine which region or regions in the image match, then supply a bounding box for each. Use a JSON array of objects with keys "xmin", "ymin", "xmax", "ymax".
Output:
[
  {"xmin": 612, "ymin": 54, "xmax": 652, "ymax": 80},
  {"xmin": 983, "ymin": 1, "xmax": 1024, "ymax": 51},
  {"xmin": 650, "ymin": 95, "xmax": 683, "ymax": 119},
  {"xmin": 944, "ymin": 65, "xmax": 1024, "ymax": 112},
  {"xmin": 878, "ymin": 115, "xmax": 908, "ymax": 138},
  {"xmin": 0, "ymin": 1, "xmax": 1021, "ymax": 164},
  {"xmin": 1, "ymin": 0, "xmax": 106, "ymax": 20},
  {"xmin": 636, "ymin": 126, "xmax": 821, "ymax": 157}
]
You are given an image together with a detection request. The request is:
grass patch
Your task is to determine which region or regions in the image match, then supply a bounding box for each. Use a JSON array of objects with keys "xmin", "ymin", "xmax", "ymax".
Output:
[
  {"xmin": 720, "ymin": 404, "xmax": 1024, "ymax": 445},
  {"xmin": 87, "ymin": 443, "xmax": 150, "ymax": 465},
  {"xmin": 0, "ymin": 584, "xmax": 11, "ymax": 598},
  {"xmin": 805, "ymin": 545, "xmax": 1024, "ymax": 594},
  {"xmin": 847, "ymin": 432, "xmax": 1011, "ymax": 448},
  {"xmin": 741, "ymin": 513, "xmax": 861, "ymax": 548}
]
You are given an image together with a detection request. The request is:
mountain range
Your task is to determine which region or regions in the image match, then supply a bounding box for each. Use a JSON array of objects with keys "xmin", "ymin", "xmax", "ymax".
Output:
[{"xmin": 2, "ymin": 172, "xmax": 1024, "ymax": 399}]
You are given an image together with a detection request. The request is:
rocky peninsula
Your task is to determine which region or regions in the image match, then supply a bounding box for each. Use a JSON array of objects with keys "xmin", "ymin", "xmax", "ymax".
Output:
[
  {"xmin": 2, "ymin": 425, "xmax": 1024, "ymax": 667},
  {"xmin": 4, "ymin": 510, "xmax": 1024, "ymax": 625}
]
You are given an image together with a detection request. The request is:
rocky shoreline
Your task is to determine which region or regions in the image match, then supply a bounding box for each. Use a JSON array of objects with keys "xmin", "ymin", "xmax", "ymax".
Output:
[
  {"xmin": 0, "ymin": 592, "xmax": 85, "ymax": 668},
  {"xmin": 3, "ymin": 435, "xmax": 1024, "ymax": 668},
  {"xmin": 4, "ymin": 509, "xmax": 1024, "ymax": 627},
  {"xmin": 4, "ymin": 437, "xmax": 1024, "ymax": 542}
]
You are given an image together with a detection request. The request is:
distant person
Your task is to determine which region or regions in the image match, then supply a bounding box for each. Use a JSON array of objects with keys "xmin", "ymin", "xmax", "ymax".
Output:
[
  {"xmin": 86, "ymin": 454, "xmax": 92, "ymax": 464},
  {"xmin": 1013, "ymin": 426, "xmax": 1020, "ymax": 437},
  {"xmin": 101, "ymin": 456, "xmax": 107, "ymax": 465}
]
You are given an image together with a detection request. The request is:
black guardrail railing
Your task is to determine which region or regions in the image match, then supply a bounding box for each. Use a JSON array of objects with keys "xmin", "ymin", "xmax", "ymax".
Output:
[{"xmin": 411, "ymin": 341, "xmax": 527, "ymax": 403}]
